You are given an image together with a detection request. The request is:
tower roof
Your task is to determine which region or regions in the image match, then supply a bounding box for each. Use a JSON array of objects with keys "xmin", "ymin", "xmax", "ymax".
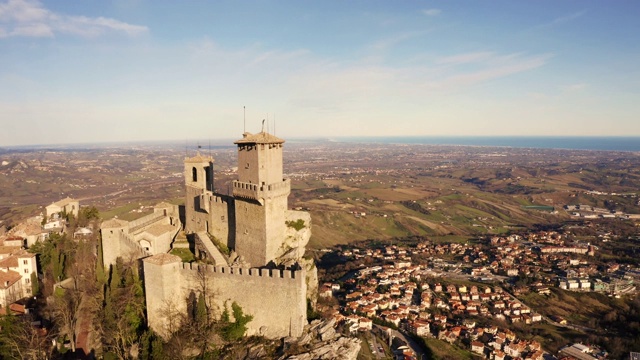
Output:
[
  {"xmin": 185, "ymin": 152, "xmax": 213, "ymax": 163},
  {"xmin": 101, "ymin": 218, "xmax": 128, "ymax": 229},
  {"xmin": 234, "ymin": 131, "xmax": 285, "ymax": 145}
]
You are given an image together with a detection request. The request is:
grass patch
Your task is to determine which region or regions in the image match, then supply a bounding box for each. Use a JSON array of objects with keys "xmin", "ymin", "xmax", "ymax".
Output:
[
  {"xmin": 170, "ymin": 248, "xmax": 195, "ymax": 262},
  {"xmin": 207, "ymin": 233, "xmax": 230, "ymax": 255},
  {"xmin": 424, "ymin": 338, "xmax": 475, "ymax": 360}
]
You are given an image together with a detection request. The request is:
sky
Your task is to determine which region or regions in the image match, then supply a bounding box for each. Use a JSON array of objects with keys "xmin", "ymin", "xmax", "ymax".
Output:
[{"xmin": 1, "ymin": 0, "xmax": 639, "ymax": 146}]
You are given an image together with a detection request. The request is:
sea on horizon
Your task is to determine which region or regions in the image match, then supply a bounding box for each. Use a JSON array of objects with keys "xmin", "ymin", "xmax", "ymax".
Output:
[{"xmin": 331, "ymin": 136, "xmax": 640, "ymax": 152}]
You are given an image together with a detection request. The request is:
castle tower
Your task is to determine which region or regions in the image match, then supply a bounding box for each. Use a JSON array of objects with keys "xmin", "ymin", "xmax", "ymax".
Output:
[
  {"xmin": 184, "ymin": 153, "xmax": 214, "ymax": 233},
  {"xmin": 233, "ymin": 132, "xmax": 290, "ymax": 267}
]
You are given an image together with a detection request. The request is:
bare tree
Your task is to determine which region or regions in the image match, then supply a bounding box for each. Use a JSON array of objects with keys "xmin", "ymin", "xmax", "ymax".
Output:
[
  {"xmin": 0, "ymin": 314, "xmax": 54, "ymax": 360},
  {"xmin": 51, "ymin": 284, "xmax": 83, "ymax": 353}
]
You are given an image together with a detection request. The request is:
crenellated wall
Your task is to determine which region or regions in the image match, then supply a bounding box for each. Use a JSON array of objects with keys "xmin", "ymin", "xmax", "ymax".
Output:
[
  {"xmin": 101, "ymin": 227, "xmax": 149, "ymax": 267},
  {"xmin": 144, "ymin": 253, "xmax": 307, "ymax": 340},
  {"xmin": 232, "ymin": 179, "xmax": 291, "ymax": 203}
]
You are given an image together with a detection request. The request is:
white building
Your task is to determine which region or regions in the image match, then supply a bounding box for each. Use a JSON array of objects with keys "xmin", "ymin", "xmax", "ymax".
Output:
[{"xmin": 0, "ymin": 249, "xmax": 37, "ymax": 307}]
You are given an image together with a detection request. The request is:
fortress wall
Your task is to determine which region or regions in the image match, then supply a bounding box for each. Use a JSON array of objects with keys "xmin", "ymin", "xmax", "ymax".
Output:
[
  {"xmin": 101, "ymin": 228, "xmax": 123, "ymax": 267},
  {"xmin": 119, "ymin": 232, "xmax": 148, "ymax": 262},
  {"xmin": 206, "ymin": 195, "xmax": 233, "ymax": 247},
  {"xmin": 265, "ymin": 196, "xmax": 288, "ymax": 263},
  {"xmin": 102, "ymin": 229, "xmax": 148, "ymax": 267},
  {"xmin": 178, "ymin": 263, "xmax": 307, "ymax": 338},
  {"xmin": 234, "ymin": 200, "xmax": 268, "ymax": 267},
  {"xmin": 185, "ymin": 186, "xmax": 209, "ymax": 234},
  {"xmin": 144, "ymin": 259, "xmax": 183, "ymax": 339},
  {"xmin": 128, "ymin": 212, "xmax": 165, "ymax": 231}
]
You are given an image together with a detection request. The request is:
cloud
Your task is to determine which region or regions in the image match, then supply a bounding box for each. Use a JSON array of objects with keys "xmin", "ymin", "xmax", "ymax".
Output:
[
  {"xmin": 285, "ymin": 50, "xmax": 552, "ymax": 115},
  {"xmin": 561, "ymin": 83, "xmax": 588, "ymax": 92},
  {"xmin": 422, "ymin": 8, "xmax": 441, "ymax": 16},
  {"xmin": 436, "ymin": 51, "xmax": 494, "ymax": 65},
  {"xmin": 535, "ymin": 10, "xmax": 586, "ymax": 29},
  {"xmin": 368, "ymin": 31, "xmax": 426, "ymax": 52},
  {"xmin": 436, "ymin": 54, "xmax": 552, "ymax": 89},
  {"xmin": 0, "ymin": 0, "xmax": 148, "ymax": 38}
]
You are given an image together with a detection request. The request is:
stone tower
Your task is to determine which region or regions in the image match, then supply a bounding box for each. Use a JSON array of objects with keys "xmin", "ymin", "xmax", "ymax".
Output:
[
  {"xmin": 233, "ymin": 132, "xmax": 290, "ymax": 267},
  {"xmin": 184, "ymin": 153, "xmax": 214, "ymax": 233}
]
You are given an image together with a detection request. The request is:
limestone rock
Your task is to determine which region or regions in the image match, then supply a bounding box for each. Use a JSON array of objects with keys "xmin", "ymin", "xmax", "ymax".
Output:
[{"xmin": 280, "ymin": 319, "xmax": 361, "ymax": 360}]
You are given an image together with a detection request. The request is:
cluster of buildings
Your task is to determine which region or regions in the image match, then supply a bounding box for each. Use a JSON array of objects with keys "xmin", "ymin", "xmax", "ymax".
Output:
[
  {"xmin": 320, "ymin": 245, "xmax": 549, "ymax": 359},
  {"xmin": 565, "ymin": 204, "xmax": 640, "ymax": 220},
  {"xmin": 319, "ymin": 223, "xmax": 639, "ymax": 359},
  {"xmin": 0, "ymin": 197, "xmax": 83, "ymax": 308}
]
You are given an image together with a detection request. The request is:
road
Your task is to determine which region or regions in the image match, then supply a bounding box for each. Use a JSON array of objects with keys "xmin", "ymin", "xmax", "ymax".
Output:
[{"xmin": 374, "ymin": 324, "xmax": 428, "ymax": 360}]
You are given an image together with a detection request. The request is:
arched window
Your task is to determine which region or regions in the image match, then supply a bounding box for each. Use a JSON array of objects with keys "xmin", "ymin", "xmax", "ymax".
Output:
[{"xmin": 192, "ymin": 167, "xmax": 198, "ymax": 182}]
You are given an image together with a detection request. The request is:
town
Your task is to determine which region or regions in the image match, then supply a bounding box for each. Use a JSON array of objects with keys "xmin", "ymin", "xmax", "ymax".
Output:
[{"xmin": 316, "ymin": 224, "xmax": 639, "ymax": 359}]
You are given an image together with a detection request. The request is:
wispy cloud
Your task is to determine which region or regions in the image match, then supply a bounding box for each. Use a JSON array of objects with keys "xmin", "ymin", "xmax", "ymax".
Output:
[
  {"xmin": 422, "ymin": 8, "xmax": 441, "ymax": 17},
  {"xmin": 368, "ymin": 31, "xmax": 426, "ymax": 52},
  {"xmin": 561, "ymin": 83, "xmax": 588, "ymax": 92},
  {"xmin": 287, "ymin": 50, "xmax": 552, "ymax": 113},
  {"xmin": 0, "ymin": 0, "xmax": 148, "ymax": 38},
  {"xmin": 535, "ymin": 10, "xmax": 586, "ymax": 29},
  {"xmin": 436, "ymin": 51, "xmax": 494, "ymax": 65},
  {"xmin": 436, "ymin": 54, "xmax": 552, "ymax": 90}
]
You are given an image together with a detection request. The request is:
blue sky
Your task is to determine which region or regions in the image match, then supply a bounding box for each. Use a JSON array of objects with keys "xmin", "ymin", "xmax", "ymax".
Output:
[{"xmin": 1, "ymin": 0, "xmax": 639, "ymax": 146}]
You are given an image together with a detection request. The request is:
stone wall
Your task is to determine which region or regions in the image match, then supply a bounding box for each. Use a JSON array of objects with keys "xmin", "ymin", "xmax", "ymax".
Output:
[
  {"xmin": 101, "ymin": 226, "xmax": 126, "ymax": 267},
  {"xmin": 184, "ymin": 185, "xmax": 208, "ymax": 234},
  {"xmin": 234, "ymin": 199, "xmax": 267, "ymax": 267},
  {"xmin": 102, "ymin": 230, "xmax": 148, "ymax": 267},
  {"xmin": 205, "ymin": 194, "xmax": 234, "ymax": 248},
  {"xmin": 144, "ymin": 254, "xmax": 307, "ymax": 340}
]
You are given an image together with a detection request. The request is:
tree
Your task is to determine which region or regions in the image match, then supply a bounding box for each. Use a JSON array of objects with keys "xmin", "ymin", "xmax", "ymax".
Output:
[
  {"xmin": 77, "ymin": 206, "xmax": 100, "ymax": 228},
  {"xmin": 196, "ymin": 292, "xmax": 207, "ymax": 325},
  {"xmin": 0, "ymin": 313, "xmax": 53, "ymax": 360},
  {"xmin": 52, "ymin": 286, "xmax": 83, "ymax": 353},
  {"xmin": 100, "ymin": 258, "xmax": 146, "ymax": 359},
  {"xmin": 30, "ymin": 272, "xmax": 39, "ymax": 296},
  {"xmin": 220, "ymin": 302, "xmax": 253, "ymax": 342}
]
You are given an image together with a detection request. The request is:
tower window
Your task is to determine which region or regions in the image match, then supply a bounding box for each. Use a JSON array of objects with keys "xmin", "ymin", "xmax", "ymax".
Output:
[{"xmin": 192, "ymin": 167, "xmax": 198, "ymax": 182}]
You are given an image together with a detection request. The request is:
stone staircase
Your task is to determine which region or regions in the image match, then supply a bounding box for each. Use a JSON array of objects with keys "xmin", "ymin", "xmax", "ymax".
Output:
[{"xmin": 196, "ymin": 231, "xmax": 228, "ymax": 266}]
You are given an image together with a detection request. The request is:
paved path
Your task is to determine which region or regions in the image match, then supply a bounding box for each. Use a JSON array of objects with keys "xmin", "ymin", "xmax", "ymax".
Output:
[
  {"xmin": 374, "ymin": 324, "xmax": 427, "ymax": 360},
  {"xmin": 197, "ymin": 231, "xmax": 228, "ymax": 266}
]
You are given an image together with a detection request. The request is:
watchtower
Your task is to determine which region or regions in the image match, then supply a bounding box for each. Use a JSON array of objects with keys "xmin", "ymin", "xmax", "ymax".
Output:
[
  {"xmin": 184, "ymin": 153, "xmax": 214, "ymax": 233},
  {"xmin": 233, "ymin": 132, "xmax": 290, "ymax": 267}
]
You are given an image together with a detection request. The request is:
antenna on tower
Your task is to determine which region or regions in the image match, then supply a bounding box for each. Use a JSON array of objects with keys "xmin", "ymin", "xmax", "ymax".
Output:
[
  {"xmin": 261, "ymin": 119, "xmax": 266, "ymax": 132},
  {"xmin": 243, "ymin": 106, "xmax": 246, "ymax": 133}
]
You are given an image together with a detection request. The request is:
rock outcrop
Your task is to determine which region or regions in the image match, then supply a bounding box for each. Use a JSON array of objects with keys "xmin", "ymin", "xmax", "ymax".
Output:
[{"xmin": 280, "ymin": 319, "xmax": 361, "ymax": 360}]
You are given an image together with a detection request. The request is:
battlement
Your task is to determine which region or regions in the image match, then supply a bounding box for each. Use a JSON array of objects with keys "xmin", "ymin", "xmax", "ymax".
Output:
[
  {"xmin": 232, "ymin": 179, "xmax": 290, "ymax": 201},
  {"xmin": 199, "ymin": 192, "xmax": 232, "ymax": 204},
  {"xmin": 179, "ymin": 262, "xmax": 301, "ymax": 280},
  {"xmin": 129, "ymin": 213, "xmax": 165, "ymax": 234}
]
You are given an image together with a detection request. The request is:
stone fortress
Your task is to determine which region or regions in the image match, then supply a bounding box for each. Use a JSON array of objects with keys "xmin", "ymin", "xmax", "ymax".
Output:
[{"xmin": 101, "ymin": 130, "xmax": 317, "ymax": 339}]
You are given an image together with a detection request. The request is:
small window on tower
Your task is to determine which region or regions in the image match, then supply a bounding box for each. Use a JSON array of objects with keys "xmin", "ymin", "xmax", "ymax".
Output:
[
  {"xmin": 192, "ymin": 167, "xmax": 198, "ymax": 182},
  {"xmin": 245, "ymin": 162, "xmax": 250, "ymax": 169}
]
